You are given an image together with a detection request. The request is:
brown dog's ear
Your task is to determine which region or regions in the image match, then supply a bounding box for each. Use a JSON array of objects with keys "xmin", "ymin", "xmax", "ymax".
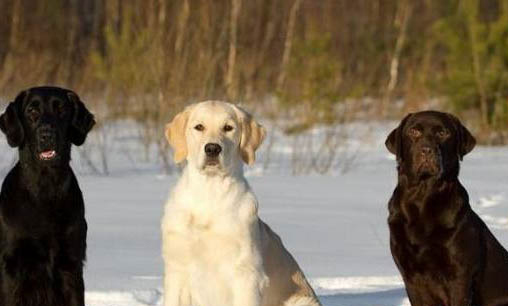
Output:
[
  {"xmin": 0, "ymin": 90, "xmax": 28, "ymax": 147},
  {"xmin": 233, "ymin": 105, "xmax": 266, "ymax": 165},
  {"xmin": 447, "ymin": 114, "xmax": 476, "ymax": 160},
  {"xmin": 165, "ymin": 107, "xmax": 191, "ymax": 164},
  {"xmin": 385, "ymin": 113, "xmax": 412, "ymax": 161},
  {"xmin": 67, "ymin": 92, "xmax": 95, "ymax": 146}
]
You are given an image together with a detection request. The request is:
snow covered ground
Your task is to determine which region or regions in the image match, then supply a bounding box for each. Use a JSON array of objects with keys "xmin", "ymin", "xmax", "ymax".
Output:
[{"xmin": 1, "ymin": 121, "xmax": 507, "ymax": 306}]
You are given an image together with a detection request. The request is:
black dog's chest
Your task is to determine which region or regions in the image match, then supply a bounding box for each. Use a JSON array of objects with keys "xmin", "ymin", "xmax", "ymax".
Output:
[{"xmin": 1, "ymin": 193, "xmax": 71, "ymax": 236}]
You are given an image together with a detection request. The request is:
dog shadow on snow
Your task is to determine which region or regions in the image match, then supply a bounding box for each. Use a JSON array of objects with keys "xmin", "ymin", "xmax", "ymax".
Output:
[
  {"xmin": 131, "ymin": 288, "xmax": 408, "ymax": 306},
  {"xmin": 319, "ymin": 288, "xmax": 408, "ymax": 306}
]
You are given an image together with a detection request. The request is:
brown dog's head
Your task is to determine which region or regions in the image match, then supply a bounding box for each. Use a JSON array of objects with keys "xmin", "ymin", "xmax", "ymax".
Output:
[
  {"xmin": 0, "ymin": 86, "xmax": 95, "ymax": 166},
  {"xmin": 385, "ymin": 111, "xmax": 476, "ymax": 181}
]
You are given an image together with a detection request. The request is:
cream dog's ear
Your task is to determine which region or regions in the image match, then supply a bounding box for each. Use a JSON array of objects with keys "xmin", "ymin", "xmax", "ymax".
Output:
[
  {"xmin": 165, "ymin": 107, "xmax": 191, "ymax": 163},
  {"xmin": 233, "ymin": 105, "xmax": 266, "ymax": 165}
]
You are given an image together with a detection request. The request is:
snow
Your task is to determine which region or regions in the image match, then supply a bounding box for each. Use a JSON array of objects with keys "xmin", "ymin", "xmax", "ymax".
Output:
[{"xmin": 1, "ymin": 121, "xmax": 507, "ymax": 306}]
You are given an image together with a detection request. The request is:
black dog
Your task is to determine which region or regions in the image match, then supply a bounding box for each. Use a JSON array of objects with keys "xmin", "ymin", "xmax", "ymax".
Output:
[
  {"xmin": 0, "ymin": 87, "xmax": 94, "ymax": 306},
  {"xmin": 386, "ymin": 111, "xmax": 508, "ymax": 306}
]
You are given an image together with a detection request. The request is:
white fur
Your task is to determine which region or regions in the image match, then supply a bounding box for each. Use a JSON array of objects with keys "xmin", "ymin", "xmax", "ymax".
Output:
[{"xmin": 162, "ymin": 101, "xmax": 320, "ymax": 306}]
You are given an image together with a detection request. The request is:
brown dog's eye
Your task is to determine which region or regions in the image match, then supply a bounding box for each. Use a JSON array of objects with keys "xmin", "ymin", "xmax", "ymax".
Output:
[
  {"xmin": 437, "ymin": 129, "xmax": 450, "ymax": 138},
  {"xmin": 194, "ymin": 124, "xmax": 205, "ymax": 131},
  {"xmin": 408, "ymin": 128, "xmax": 421, "ymax": 138},
  {"xmin": 223, "ymin": 125, "xmax": 234, "ymax": 132}
]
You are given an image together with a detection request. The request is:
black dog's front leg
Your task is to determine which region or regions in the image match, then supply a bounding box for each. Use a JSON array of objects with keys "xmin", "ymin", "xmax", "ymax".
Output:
[
  {"xmin": 2, "ymin": 239, "xmax": 57, "ymax": 306},
  {"xmin": 60, "ymin": 265, "xmax": 85, "ymax": 306},
  {"xmin": 59, "ymin": 219, "xmax": 87, "ymax": 306},
  {"xmin": 3, "ymin": 238, "xmax": 53, "ymax": 278}
]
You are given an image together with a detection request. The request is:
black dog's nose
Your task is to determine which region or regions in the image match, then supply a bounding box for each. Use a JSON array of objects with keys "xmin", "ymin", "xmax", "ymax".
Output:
[
  {"xmin": 40, "ymin": 133, "xmax": 51, "ymax": 143},
  {"xmin": 421, "ymin": 146, "xmax": 432, "ymax": 155},
  {"xmin": 205, "ymin": 143, "xmax": 222, "ymax": 157},
  {"xmin": 39, "ymin": 126, "xmax": 54, "ymax": 140},
  {"xmin": 38, "ymin": 124, "xmax": 56, "ymax": 146}
]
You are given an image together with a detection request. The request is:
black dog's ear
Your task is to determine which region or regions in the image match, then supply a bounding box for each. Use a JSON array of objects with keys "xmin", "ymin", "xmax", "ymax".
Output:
[
  {"xmin": 447, "ymin": 114, "xmax": 476, "ymax": 160},
  {"xmin": 67, "ymin": 92, "xmax": 95, "ymax": 146},
  {"xmin": 385, "ymin": 113, "xmax": 412, "ymax": 162},
  {"xmin": 0, "ymin": 90, "xmax": 28, "ymax": 147}
]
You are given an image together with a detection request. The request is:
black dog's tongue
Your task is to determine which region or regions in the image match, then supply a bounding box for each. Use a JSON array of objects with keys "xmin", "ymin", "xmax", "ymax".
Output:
[{"xmin": 39, "ymin": 150, "xmax": 56, "ymax": 160}]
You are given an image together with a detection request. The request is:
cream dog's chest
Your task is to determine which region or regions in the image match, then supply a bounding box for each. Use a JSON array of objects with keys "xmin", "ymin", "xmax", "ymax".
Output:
[{"xmin": 164, "ymin": 210, "xmax": 255, "ymax": 267}]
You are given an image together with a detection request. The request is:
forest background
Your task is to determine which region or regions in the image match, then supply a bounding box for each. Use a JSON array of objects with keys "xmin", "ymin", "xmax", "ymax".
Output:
[{"xmin": 1, "ymin": 0, "xmax": 508, "ymax": 173}]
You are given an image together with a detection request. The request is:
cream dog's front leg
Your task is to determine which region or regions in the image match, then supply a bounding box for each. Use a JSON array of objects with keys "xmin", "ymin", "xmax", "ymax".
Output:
[
  {"xmin": 232, "ymin": 272, "xmax": 264, "ymax": 306},
  {"xmin": 162, "ymin": 220, "xmax": 193, "ymax": 306},
  {"xmin": 163, "ymin": 268, "xmax": 192, "ymax": 306},
  {"xmin": 230, "ymin": 218, "xmax": 268, "ymax": 306}
]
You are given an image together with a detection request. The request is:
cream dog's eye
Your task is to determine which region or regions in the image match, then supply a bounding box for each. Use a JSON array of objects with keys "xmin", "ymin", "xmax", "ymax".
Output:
[
  {"xmin": 223, "ymin": 125, "xmax": 234, "ymax": 132},
  {"xmin": 194, "ymin": 124, "xmax": 205, "ymax": 131}
]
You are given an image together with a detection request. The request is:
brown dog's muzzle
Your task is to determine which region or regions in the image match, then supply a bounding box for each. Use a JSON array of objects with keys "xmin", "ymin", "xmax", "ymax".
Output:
[{"xmin": 414, "ymin": 145, "xmax": 442, "ymax": 178}]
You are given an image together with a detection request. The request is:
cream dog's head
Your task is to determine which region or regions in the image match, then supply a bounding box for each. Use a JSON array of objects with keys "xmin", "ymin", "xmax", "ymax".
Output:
[{"xmin": 165, "ymin": 101, "xmax": 265, "ymax": 175}]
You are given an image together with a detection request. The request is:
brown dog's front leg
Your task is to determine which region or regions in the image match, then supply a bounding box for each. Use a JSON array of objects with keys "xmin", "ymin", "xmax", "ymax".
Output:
[
  {"xmin": 405, "ymin": 284, "xmax": 436, "ymax": 306},
  {"xmin": 448, "ymin": 280, "xmax": 473, "ymax": 306}
]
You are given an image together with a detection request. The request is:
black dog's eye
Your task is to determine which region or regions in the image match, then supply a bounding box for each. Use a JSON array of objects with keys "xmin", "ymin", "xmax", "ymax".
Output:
[
  {"xmin": 223, "ymin": 124, "xmax": 234, "ymax": 132},
  {"xmin": 408, "ymin": 128, "xmax": 421, "ymax": 138},
  {"xmin": 26, "ymin": 104, "xmax": 40, "ymax": 121},
  {"xmin": 194, "ymin": 124, "xmax": 205, "ymax": 131},
  {"xmin": 54, "ymin": 100, "xmax": 68, "ymax": 116}
]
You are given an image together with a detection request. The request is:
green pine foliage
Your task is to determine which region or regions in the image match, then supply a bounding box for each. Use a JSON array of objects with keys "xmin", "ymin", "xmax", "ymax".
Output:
[{"xmin": 432, "ymin": 0, "xmax": 508, "ymax": 129}]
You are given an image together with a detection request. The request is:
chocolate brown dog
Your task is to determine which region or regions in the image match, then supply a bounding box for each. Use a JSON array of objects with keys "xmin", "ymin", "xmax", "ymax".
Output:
[{"xmin": 386, "ymin": 111, "xmax": 508, "ymax": 306}]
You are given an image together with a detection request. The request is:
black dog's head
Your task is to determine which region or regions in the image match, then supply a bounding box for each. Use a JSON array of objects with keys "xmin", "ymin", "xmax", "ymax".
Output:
[
  {"xmin": 0, "ymin": 86, "xmax": 95, "ymax": 166},
  {"xmin": 385, "ymin": 111, "xmax": 476, "ymax": 181}
]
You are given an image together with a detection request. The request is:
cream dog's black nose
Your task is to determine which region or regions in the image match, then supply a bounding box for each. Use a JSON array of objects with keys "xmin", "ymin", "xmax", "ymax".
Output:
[{"xmin": 205, "ymin": 143, "xmax": 222, "ymax": 157}]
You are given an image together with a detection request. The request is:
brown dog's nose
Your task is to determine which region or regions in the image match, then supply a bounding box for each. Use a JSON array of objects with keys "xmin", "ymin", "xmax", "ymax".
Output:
[
  {"xmin": 421, "ymin": 146, "xmax": 432, "ymax": 155},
  {"xmin": 205, "ymin": 143, "xmax": 222, "ymax": 157}
]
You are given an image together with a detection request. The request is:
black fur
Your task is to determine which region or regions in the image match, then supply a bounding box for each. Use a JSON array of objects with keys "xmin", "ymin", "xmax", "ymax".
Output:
[
  {"xmin": 386, "ymin": 111, "xmax": 508, "ymax": 306},
  {"xmin": 0, "ymin": 86, "xmax": 94, "ymax": 306}
]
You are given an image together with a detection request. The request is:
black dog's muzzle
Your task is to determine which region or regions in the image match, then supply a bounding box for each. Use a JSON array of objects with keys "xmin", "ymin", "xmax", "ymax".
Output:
[{"xmin": 36, "ymin": 125, "xmax": 58, "ymax": 161}]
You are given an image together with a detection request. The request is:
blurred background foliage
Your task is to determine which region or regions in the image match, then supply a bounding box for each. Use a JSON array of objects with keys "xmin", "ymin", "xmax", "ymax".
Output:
[{"xmin": 0, "ymin": 0, "xmax": 507, "ymax": 143}]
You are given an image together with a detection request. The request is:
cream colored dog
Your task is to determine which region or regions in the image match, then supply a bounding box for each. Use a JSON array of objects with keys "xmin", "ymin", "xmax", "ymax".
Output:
[{"xmin": 161, "ymin": 101, "xmax": 321, "ymax": 306}]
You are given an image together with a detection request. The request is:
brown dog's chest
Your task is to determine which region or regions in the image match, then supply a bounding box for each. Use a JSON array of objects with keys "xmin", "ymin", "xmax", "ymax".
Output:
[
  {"xmin": 388, "ymin": 189, "xmax": 465, "ymax": 278},
  {"xmin": 389, "ymin": 214, "xmax": 457, "ymax": 277}
]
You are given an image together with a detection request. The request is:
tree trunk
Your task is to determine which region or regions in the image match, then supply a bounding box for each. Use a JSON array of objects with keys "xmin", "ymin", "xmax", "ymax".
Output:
[
  {"xmin": 0, "ymin": 0, "xmax": 21, "ymax": 88},
  {"xmin": 277, "ymin": 0, "xmax": 303, "ymax": 91},
  {"xmin": 226, "ymin": 0, "xmax": 242, "ymax": 100},
  {"xmin": 381, "ymin": 0, "xmax": 411, "ymax": 116}
]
